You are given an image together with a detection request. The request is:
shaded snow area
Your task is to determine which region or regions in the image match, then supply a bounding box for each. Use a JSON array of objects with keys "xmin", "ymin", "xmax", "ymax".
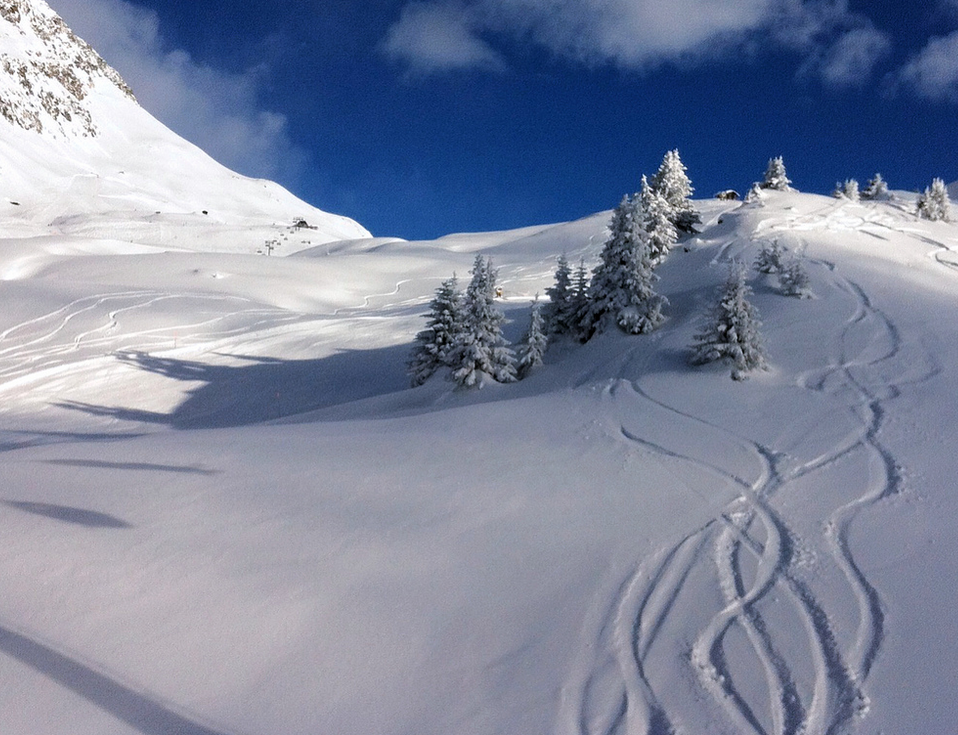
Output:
[{"xmin": 2, "ymin": 185, "xmax": 958, "ymax": 735}]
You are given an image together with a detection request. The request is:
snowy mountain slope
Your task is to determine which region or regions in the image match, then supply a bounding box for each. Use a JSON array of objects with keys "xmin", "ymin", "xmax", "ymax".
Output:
[
  {"xmin": 0, "ymin": 0, "xmax": 369, "ymax": 249},
  {"xmin": 1, "ymin": 180, "xmax": 957, "ymax": 735}
]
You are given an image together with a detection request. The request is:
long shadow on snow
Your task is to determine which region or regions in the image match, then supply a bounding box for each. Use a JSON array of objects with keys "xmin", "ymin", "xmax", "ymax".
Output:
[
  {"xmin": 3, "ymin": 500, "xmax": 132, "ymax": 529},
  {"xmin": 0, "ymin": 623, "xmax": 230, "ymax": 735},
  {"xmin": 41, "ymin": 459, "xmax": 219, "ymax": 475},
  {"xmin": 56, "ymin": 346, "xmax": 410, "ymax": 429}
]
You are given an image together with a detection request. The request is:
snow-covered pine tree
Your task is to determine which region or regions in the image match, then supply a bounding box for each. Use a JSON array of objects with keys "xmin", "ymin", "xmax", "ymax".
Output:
[
  {"xmin": 744, "ymin": 182, "xmax": 765, "ymax": 205},
  {"xmin": 862, "ymin": 173, "xmax": 889, "ymax": 200},
  {"xmin": 754, "ymin": 240, "xmax": 786, "ymax": 274},
  {"xmin": 916, "ymin": 178, "xmax": 952, "ymax": 222},
  {"xmin": 760, "ymin": 156, "xmax": 792, "ymax": 191},
  {"xmin": 690, "ymin": 263, "xmax": 768, "ymax": 380},
  {"xmin": 517, "ymin": 296, "xmax": 548, "ymax": 378},
  {"xmin": 779, "ymin": 255, "xmax": 811, "ymax": 298},
  {"xmin": 650, "ymin": 149, "xmax": 700, "ymax": 233},
  {"xmin": 640, "ymin": 174, "xmax": 678, "ymax": 265},
  {"xmin": 584, "ymin": 194, "xmax": 667, "ymax": 338},
  {"xmin": 570, "ymin": 258, "xmax": 592, "ymax": 341},
  {"xmin": 407, "ymin": 275, "xmax": 464, "ymax": 386},
  {"xmin": 843, "ymin": 179, "xmax": 860, "ymax": 201},
  {"xmin": 544, "ymin": 254, "xmax": 576, "ymax": 335},
  {"xmin": 449, "ymin": 255, "xmax": 517, "ymax": 388}
]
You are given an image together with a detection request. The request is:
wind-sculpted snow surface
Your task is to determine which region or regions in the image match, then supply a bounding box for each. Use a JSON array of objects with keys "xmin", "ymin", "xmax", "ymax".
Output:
[{"xmin": 1, "ymin": 192, "xmax": 957, "ymax": 735}]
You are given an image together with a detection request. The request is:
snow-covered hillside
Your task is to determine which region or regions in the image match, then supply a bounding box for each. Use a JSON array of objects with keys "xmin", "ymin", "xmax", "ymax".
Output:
[
  {"xmin": 0, "ymin": 0, "xmax": 369, "ymax": 249},
  {"xmin": 2, "ymin": 170, "xmax": 958, "ymax": 735},
  {"xmin": 4, "ymin": 3, "xmax": 958, "ymax": 734}
]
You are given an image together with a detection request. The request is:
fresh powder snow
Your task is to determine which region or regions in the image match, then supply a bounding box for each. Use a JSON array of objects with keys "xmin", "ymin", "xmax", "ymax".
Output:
[{"xmin": 2, "ymin": 3, "xmax": 958, "ymax": 735}]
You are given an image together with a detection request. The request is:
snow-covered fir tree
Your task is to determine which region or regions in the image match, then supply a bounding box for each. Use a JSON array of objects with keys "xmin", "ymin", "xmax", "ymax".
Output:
[
  {"xmin": 833, "ymin": 179, "xmax": 859, "ymax": 200},
  {"xmin": 516, "ymin": 296, "xmax": 548, "ymax": 378},
  {"xmin": 754, "ymin": 240, "xmax": 786, "ymax": 274},
  {"xmin": 570, "ymin": 258, "xmax": 592, "ymax": 341},
  {"xmin": 584, "ymin": 194, "xmax": 667, "ymax": 338},
  {"xmin": 916, "ymin": 178, "xmax": 952, "ymax": 222},
  {"xmin": 448, "ymin": 255, "xmax": 517, "ymax": 388},
  {"xmin": 640, "ymin": 174, "xmax": 678, "ymax": 265},
  {"xmin": 862, "ymin": 173, "xmax": 889, "ymax": 200},
  {"xmin": 760, "ymin": 156, "xmax": 792, "ymax": 191},
  {"xmin": 544, "ymin": 254, "xmax": 576, "ymax": 335},
  {"xmin": 650, "ymin": 149, "xmax": 700, "ymax": 233},
  {"xmin": 690, "ymin": 263, "xmax": 768, "ymax": 380},
  {"xmin": 745, "ymin": 182, "xmax": 765, "ymax": 205},
  {"xmin": 779, "ymin": 255, "xmax": 811, "ymax": 298},
  {"xmin": 407, "ymin": 275, "xmax": 463, "ymax": 386}
]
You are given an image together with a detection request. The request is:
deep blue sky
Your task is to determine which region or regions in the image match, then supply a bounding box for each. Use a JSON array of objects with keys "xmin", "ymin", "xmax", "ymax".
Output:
[{"xmin": 51, "ymin": 0, "xmax": 958, "ymax": 239}]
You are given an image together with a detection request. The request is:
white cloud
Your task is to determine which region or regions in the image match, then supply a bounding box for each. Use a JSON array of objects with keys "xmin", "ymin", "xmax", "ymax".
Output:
[
  {"xmin": 46, "ymin": 0, "xmax": 306, "ymax": 182},
  {"xmin": 811, "ymin": 27, "xmax": 893, "ymax": 87},
  {"xmin": 382, "ymin": 1, "xmax": 505, "ymax": 75},
  {"xmin": 384, "ymin": 0, "xmax": 890, "ymax": 83},
  {"xmin": 894, "ymin": 31, "xmax": 958, "ymax": 102}
]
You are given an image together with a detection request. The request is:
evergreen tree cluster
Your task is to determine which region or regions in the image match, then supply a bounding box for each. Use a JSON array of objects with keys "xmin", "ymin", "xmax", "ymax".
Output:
[
  {"xmin": 408, "ymin": 149, "xmax": 830, "ymax": 387},
  {"xmin": 833, "ymin": 179, "xmax": 860, "ymax": 201},
  {"xmin": 407, "ymin": 254, "xmax": 520, "ymax": 388},
  {"xmin": 754, "ymin": 240, "xmax": 811, "ymax": 298},
  {"xmin": 833, "ymin": 174, "xmax": 892, "ymax": 201},
  {"xmin": 916, "ymin": 178, "xmax": 952, "ymax": 222},
  {"xmin": 862, "ymin": 173, "xmax": 890, "ymax": 200},
  {"xmin": 543, "ymin": 150, "xmax": 699, "ymax": 342}
]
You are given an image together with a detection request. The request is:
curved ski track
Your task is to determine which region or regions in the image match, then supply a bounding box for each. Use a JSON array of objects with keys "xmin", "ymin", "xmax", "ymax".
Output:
[{"xmin": 561, "ymin": 251, "xmax": 936, "ymax": 735}]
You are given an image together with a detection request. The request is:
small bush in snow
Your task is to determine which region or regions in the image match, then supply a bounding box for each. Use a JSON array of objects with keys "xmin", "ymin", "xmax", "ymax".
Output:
[
  {"xmin": 778, "ymin": 256, "xmax": 811, "ymax": 298},
  {"xmin": 754, "ymin": 240, "xmax": 787, "ymax": 274},
  {"xmin": 916, "ymin": 178, "xmax": 952, "ymax": 222},
  {"xmin": 690, "ymin": 263, "xmax": 768, "ymax": 381},
  {"xmin": 407, "ymin": 275, "xmax": 464, "ymax": 386},
  {"xmin": 760, "ymin": 156, "xmax": 792, "ymax": 191},
  {"xmin": 862, "ymin": 173, "xmax": 889, "ymax": 200},
  {"xmin": 448, "ymin": 255, "xmax": 517, "ymax": 388},
  {"xmin": 516, "ymin": 296, "xmax": 548, "ymax": 378}
]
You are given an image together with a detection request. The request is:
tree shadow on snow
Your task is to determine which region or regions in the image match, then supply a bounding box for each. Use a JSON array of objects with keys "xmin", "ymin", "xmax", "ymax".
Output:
[
  {"xmin": 40, "ymin": 459, "xmax": 219, "ymax": 475},
  {"xmin": 0, "ymin": 622, "xmax": 232, "ymax": 735},
  {"xmin": 3, "ymin": 500, "xmax": 132, "ymax": 529},
  {"xmin": 55, "ymin": 346, "xmax": 410, "ymax": 430}
]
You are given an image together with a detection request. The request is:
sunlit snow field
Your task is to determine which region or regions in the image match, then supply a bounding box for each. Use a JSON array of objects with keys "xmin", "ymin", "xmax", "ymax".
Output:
[{"xmin": 2, "ymin": 175, "xmax": 958, "ymax": 735}]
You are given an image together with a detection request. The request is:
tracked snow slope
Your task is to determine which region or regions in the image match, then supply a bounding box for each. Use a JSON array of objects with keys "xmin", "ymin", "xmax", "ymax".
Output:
[
  {"xmin": 0, "ymin": 188, "xmax": 957, "ymax": 735},
  {"xmin": 0, "ymin": 0, "xmax": 369, "ymax": 249}
]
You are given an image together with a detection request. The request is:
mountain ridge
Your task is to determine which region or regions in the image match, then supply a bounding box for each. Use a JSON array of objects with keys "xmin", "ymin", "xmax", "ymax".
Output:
[{"xmin": 0, "ymin": 0, "xmax": 370, "ymax": 248}]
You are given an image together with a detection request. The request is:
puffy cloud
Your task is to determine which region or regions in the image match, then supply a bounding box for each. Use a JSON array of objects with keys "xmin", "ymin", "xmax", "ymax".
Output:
[
  {"xmin": 894, "ymin": 31, "xmax": 958, "ymax": 102},
  {"xmin": 47, "ymin": 0, "xmax": 306, "ymax": 182},
  {"xmin": 383, "ymin": 0, "xmax": 890, "ymax": 84},
  {"xmin": 382, "ymin": 1, "xmax": 505, "ymax": 75}
]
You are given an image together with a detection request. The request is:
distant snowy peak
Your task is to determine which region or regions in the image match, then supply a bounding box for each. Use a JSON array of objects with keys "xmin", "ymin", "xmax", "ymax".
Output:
[
  {"xmin": 0, "ymin": 0, "xmax": 134, "ymax": 137},
  {"xmin": 0, "ymin": 0, "xmax": 370, "ymax": 247}
]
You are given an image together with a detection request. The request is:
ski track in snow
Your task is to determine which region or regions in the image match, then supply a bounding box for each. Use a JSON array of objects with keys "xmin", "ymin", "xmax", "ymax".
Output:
[
  {"xmin": 0, "ymin": 291, "xmax": 306, "ymax": 387},
  {"xmin": 561, "ymin": 227, "xmax": 938, "ymax": 735}
]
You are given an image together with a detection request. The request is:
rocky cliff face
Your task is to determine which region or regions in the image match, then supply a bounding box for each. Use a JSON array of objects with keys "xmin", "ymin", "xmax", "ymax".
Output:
[{"xmin": 0, "ymin": 0, "xmax": 133, "ymax": 136}]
